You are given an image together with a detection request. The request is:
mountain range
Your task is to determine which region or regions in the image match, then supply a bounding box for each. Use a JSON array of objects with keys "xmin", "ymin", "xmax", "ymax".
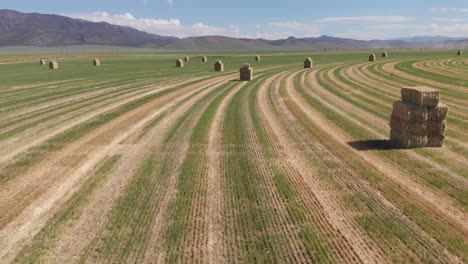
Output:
[{"xmin": 1, "ymin": 9, "xmax": 467, "ymax": 51}]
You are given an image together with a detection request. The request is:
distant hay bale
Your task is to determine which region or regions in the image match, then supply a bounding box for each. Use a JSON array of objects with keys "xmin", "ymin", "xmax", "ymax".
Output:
[
  {"xmin": 369, "ymin": 53, "xmax": 376, "ymax": 62},
  {"xmin": 176, "ymin": 59, "xmax": 184, "ymax": 68},
  {"xmin": 457, "ymin": 50, "xmax": 463, "ymax": 56},
  {"xmin": 255, "ymin": 55, "xmax": 261, "ymax": 61},
  {"xmin": 401, "ymin": 86, "xmax": 439, "ymax": 107},
  {"xmin": 240, "ymin": 63, "xmax": 253, "ymax": 81},
  {"xmin": 214, "ymin": 60, "xmax": 224, "ymax": 72},
  {"xmin": 49, "ymin": 60, "xmax": 58, "ymax": 70},
  {"xmin": 40, "ymin": 59, "xmax": 46, "ymax": 65},
  {"xmin": 304, "ymin": 57, "xmax": 313, "ymax": 68},
  {"xmin": 202, "ymin": 56, "xmax": 208, "ymax": 62},
  {"xmin": 93, "ymin": 58, "xmax": 101, "ymax": 66},
  {"xmin": 184, "ymin": 56, "xmax": 190, "ymax": 62},
  {"xmin": 382, "ymin": 51, "xmax": 388, "ymax": 58}
]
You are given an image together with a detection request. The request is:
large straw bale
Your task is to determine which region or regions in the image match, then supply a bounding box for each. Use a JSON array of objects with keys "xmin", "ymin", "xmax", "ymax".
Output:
[
  {"xmin": 304, "ymin": 57, "xmax": 313, "ymax": 68},
  {"xmin": 401, "ymin": 86, "xmax": 440, "ymax": 107},
  {"xmin": 255, "ymin": 55, "xmax": 261, "ymax": 61},
  {"xmin": 390, "ymin": 118, "xmax": 427, "ymax": 136},
  {"xmin": 40, "ymin": 59, "xmax": 46, "ymax": 65},
  {"xmin": 49, "ymin": 61, "xmax": 58, "ymax": 69},
  {"xmin": 390, "ymin": 133, "xmax": 428, "ymax": 149},
  {"xmin": 202, "ymin": 56, "xmax": 208, "ymax": 62},
  {"xmin": 427, "ymin": 121, "xmax": 447, "ymax": 136},
  {"xmin": 176, "ymin": 59, "xmax": 184, "ymax": 68},
  {"xmin": 457, "ymin": 50, "xmax": 463, "ymax": 56},
  {"xmin": 369, "ymin": 53, "xmax": 376, "ymax": 62},
  {"xmin": 391, "ymin": 101, "xmax": 427, "ymax": 122},
  {"xmin": 214, "ymin": 60, "xmax": 224, "ymax": 72},
  {"xmin": 240, "ymin": 64, "xmax": 253, "ymax": 81},
  {"xmin": 428, "ymin": 103, "xmax": 448, "ymax": 121},
  {"xmin": 427, "ymin": 135, "xmax": 445, "ymax": 147},
  {"xmin": 382, "ymin": 51, "xmax": 389, "ymax": 58},
  {"xmin": 184, "ymin": 56, "xmax": 190, "ymax": 62},
  {"xmin": 93, "ymin": 58, "xmax": 101, "ymax": 66}
]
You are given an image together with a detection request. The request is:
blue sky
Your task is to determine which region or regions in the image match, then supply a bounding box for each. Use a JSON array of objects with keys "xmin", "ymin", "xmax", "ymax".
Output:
[{"xmin": 2, "ymin": 0, "xmax": 468, "ymax": 39}]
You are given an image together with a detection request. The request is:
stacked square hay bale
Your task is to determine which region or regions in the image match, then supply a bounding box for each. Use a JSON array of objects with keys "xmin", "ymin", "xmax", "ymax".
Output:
[
  {"xmin": 40, "ymin": 59, "xmax": 46, "ymax": 65},
  {"xmin": 49, "ymin": 60, "xmax": 58, "ymax": 70},
  {"xmin": 184, "ymin": 56, "xmax": 190, "ymax": 62},
  {"xmin": 255, "ymin": 55, "xmax": 261, "ymax": 61},
  {"xmin": 202, "ymin": 56, "xmax": 208, "ymax": 62},
  {"xmin": 176, "ymin": 59, "xmax": 184, "ymax": 68},
  {"xmin": 457, "ymin": 50, "xmax": 463, "ymax": 56},
  {"xmin": 390, "ymin": 86, "xmax": 448, "ymax": 148},
  {"xmin": 382, "ymin": 51, "xmax": 389, "ymax": 58},
  {"xmin": 239, "ymin": 63, "xmax": 253, "ymax": 81},
  {"xmin": 369, "ymin": 53, "xmax": 376, "ymax": 62},
  {"xmin": 304, "ymin": 57, "xmax": 313, "ymax": 68},
  {"xmin": 214, "ymin": 60, "xmax": 224, "ymax": 72},
  {"xmin": 93, "ymin": 58, "xmax": 101, "ymax": 66}
]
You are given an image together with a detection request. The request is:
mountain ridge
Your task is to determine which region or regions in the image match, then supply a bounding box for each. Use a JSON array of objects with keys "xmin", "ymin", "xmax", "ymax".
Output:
[{"xmin": 1, "ymin": 9, "xmax": 467, "ymax": 51}]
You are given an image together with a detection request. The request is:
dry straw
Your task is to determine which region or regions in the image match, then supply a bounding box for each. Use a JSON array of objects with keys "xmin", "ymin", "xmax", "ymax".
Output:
[
  {"xmin": 304, "ymin": 57, "xmax": 313, "ymax": 68},
  {"xmin": 40, "ymin": 59, "xmax": 46, "ymax": 65},
  {"xmin": 176, "ymin": 59, "xmax": 184, "ymax": 68},
  {"xmin": 202, "ymin": 56, "xmax": 208, "ymax": 62},
  {"xmin": 49, "ymin": 60, "xmax": 58, "ymax": 70},
  {"xmin": 369, "ymin": 53, "xmax": 376, "ymax": 62},
  {"xmin": 184, "ymin": 56, "xmax": 190, "ymax": 62},
  {"xmin": 93, "ymin": 58, "xmax": 101, "ymax": 66},
  {"xmin": 382, "ymin": 51, "xmax": 389, "ymax": 58},
  {"xmin": 239, "ymin": 63, "xmax": 253, "ymax": 81},
  {"xmin": 255, "ymin": 55, "xmax": 261, "ymax": 61},
  {"xmin": 457, "ymin": 50, "xmax": 463, "ymax": 56},
  {"xmin": 390, "ymin": 86, "xmax": 447, "ymax": 148},
  {"xmin": 214, "ymin": 60, "xmax": 224, "ymax": 72}
]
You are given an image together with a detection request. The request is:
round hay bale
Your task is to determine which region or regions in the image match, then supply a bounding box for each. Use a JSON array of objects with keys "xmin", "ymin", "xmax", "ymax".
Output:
[{"xmin": 49, "ymin": 60, "xmax": 58, "ymax": 70}]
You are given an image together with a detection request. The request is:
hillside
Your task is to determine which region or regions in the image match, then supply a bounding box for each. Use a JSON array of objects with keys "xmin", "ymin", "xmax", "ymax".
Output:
[
  {"xmin": 0, "ymin": 9, "xmax": 178, "ymax": 47},
  {"xmin": 0, "ymin": 9, "xmax": 467, "ymax": 51}
]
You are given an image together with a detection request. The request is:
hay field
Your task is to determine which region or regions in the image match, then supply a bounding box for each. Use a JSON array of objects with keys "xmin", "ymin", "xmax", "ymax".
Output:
[{"xmin": 0, "ymin": 50, "xmax": 467, "ymax": 263}]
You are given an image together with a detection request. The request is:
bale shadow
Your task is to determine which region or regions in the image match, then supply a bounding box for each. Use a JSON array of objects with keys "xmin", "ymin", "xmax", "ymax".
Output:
[{"xmin": 347, "ymin": 139, "xmax": 395, "ymax": 151}]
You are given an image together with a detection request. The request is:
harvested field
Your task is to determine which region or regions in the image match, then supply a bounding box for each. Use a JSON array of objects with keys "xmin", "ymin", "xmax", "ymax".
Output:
[{"xmin": 0, "ymin": 50, "xmax": 466, "ymax": 263}]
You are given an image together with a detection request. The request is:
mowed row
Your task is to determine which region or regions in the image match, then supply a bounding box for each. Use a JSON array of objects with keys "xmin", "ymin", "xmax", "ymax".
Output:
[{"xmin": 0, "ymin": 51, "xmax": 466, "ymax": 263}]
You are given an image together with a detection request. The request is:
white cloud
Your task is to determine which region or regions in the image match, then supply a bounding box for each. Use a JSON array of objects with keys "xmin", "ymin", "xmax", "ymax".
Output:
[
  {"xmin": 319, "ymin": 16, "xmax": 415, "ymax": 23},
  {"xmin": 66, "ymin": 12, "xmax": 226, "ymax": 37},
  {"xmin": 432, "ymin": 18, "xmax": 465, "ymax": 22}
]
